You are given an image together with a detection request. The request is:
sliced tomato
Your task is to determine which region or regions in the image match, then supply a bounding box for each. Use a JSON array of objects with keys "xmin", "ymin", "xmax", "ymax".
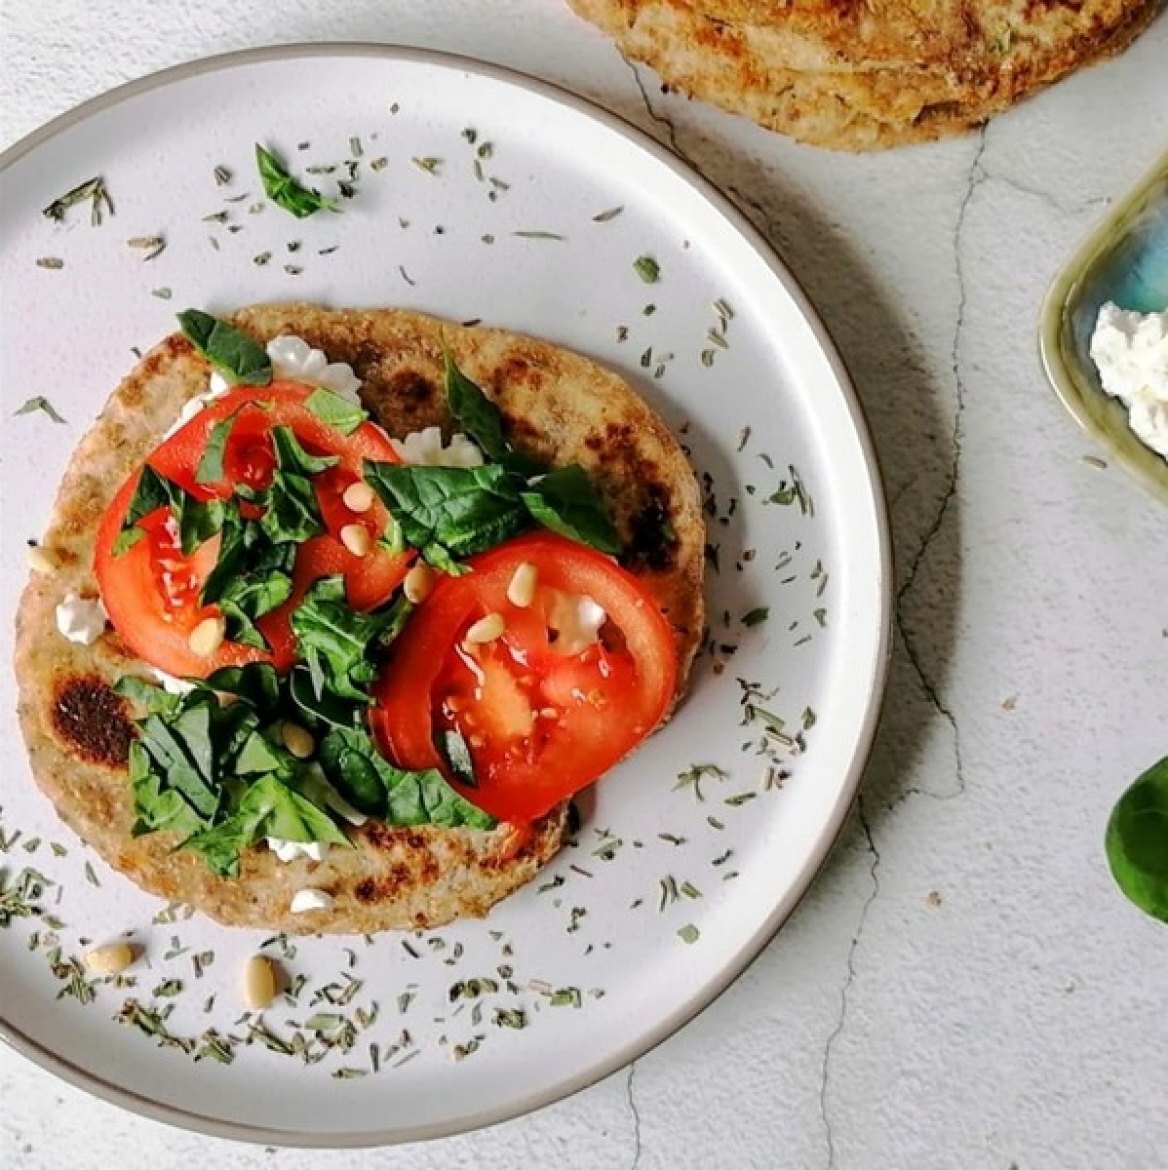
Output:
[
  {"xmin": 94, "ymin": 381, "xmax": 411, "ymax": 678},
  {"xmin": 371, "ymin": 532, "xmax": 678, "ymax": 823}
]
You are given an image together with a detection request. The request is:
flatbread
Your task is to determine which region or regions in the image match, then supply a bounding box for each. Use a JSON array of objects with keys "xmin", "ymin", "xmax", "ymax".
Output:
[
  {"xmin": 14, "ymin": 305, "xmax": 705, "ymax": 934},
  {"xmin": 568, "ymin": 0, "xmax": 1163, "ymax": 150}
]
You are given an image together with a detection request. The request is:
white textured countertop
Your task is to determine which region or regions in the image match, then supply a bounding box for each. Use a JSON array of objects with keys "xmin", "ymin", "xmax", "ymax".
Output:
[{"xmin": 3, "ymin": 4, "xmax": 1167, "ymax": 1168}]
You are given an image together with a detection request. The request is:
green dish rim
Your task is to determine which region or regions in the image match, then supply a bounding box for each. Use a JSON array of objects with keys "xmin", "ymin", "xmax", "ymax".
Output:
[{"xmin": 1038, "ymin": 146, "xmax": 1168, "ymax": 505}]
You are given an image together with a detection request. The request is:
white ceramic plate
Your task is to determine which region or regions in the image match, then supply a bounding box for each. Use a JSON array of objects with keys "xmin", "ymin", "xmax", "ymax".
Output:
[{"xmin": 0, "ymin": 44, "xmax": 890, "ymax": 1146}]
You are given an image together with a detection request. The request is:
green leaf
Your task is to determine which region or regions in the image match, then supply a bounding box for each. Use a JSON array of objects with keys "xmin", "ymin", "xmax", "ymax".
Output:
[
  {"xmin": 742, "ymin": 607, "xmax": 770, "ymax": 628},
  {"xmin": 291, "ymin": 579, "xmax": 411, "ymax": 704},
  {"xmin": 183, "ymin": 772, "xmax": 346, "ymax": 877},
  {"xmin": 195, "ymin": 413, "xmax": 238, "ymax": 485},
  {"xmin": 204, "ymin": 663, "xmax": 281, "ymax": 714},
  {"xmin": 114, "ymin": 675, "xmax": 182, "ymax": 717},
  {"xmin": 201, "ymin": 515, "xmax": 294, "ymax": 647},
  {"xmin": 633, "ymin": 255, "xmax": 660, "ymax": 283},
  {"xmin": 288, "ymin": 667, "xmax": 363, "ymax": 730},
  {"xmin": 305, "ymin": 387, "xmax": 367, "ymax": 435},
  {"xmin": 317, "ymin": 726, "xmax": 495, "ymax": 829},
  {"xmin": 1106, "ymin": 756, "xmax": 1168, "ymax": 923},
  {"xmin": 270, "ymin": 425, "xmax": 340, "ymax": 475},
  {"xmin": 255, "ymin": 144, "xmax": 338, "ymax": 219},
  {"xmin": 137, "ymin": 702, "xmax": 220, "ymax": 820},
  {"xmin": 114, "ymin": 465, "xmax": 173, "ymax": 555},
  {"xmin": 14, "ymin": 395, "xmax": 66, "ymax": 424},
  {"xmin": 129, "ymin": 742, "xmax": 203, "ymax": 838},
  {"xmin": 177, "ymin": 309, "xmax": 272, "ymax": 385},
  {"xmin": 520, "ymin": 464, "xmax": 620, "ymax": 554},
  {"xmin": 443, "ymin": 346, "xmax": 508, "ymax": 461},
  {"xmin": 439, "ymin": 727, "xmax": 477, "ymax": 789},
  {"xmin": 363, "ymin": 461, "xmax": 528, "ymax": 562}
]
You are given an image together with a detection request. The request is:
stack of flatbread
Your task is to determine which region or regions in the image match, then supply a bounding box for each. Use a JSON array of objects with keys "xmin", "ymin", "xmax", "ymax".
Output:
[{"xmin": 567, "ymin": 0, "xmax": 1164, "ymax": 150}]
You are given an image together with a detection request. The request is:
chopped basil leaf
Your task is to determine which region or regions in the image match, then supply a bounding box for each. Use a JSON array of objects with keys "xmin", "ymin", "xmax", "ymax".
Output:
[
  {"xmin": 183, "ymin": 773, "xmax": 346, "ymax": 878},
  {"xmin": 521, "ymin": 464, "xmax": 620, "ymax": 554},
  {"xmin": 291, "ymin": 578, "xmax": 410, "ymax": 704},
  {"xmin": 195, "ymin": 413, "xmax": 238, "ymax": 484},
  {"xmin": 363, "ymin": 461, "xmax": 528, "ymax": 564},
  {"xmin": 114, "ymin": 675, "xmax": 181, "ymax": 717},
  {"xmin": 742, "ymin": 607, "xmax": 769, "ymax": 627},
  {"xmin": 236, "ymin": 426, "xmax": 337, "ymax": 546},
  {"xmin": 443, "ymin": 345, "xmax": 508, "ymax": 462},
  {"xmin": 130, "ymin": 741, "xmax": 204, "ymax": 838},
  {"xmin": 177, "ymin": 309, "xmax": 272, "ymax": 386},
  {"xmin": 633, "ymin": 255, "xmax": 661, "ymax": 283},
  {"xmin": 255, "ymin": 144, "xmax": 338, "ymax": 219},
  {"xmin": 270, "ymin": 425, "xmax": 340, "ymax": 475},
  {"xmin": 440, "ymin": 727, "xmax": 477, "ymax": 789},
  {"xmin": 196, "ymin": 505, "xmax": 294, "ymax": 648},
  {"xmin": 304, "ymin": 387, "xmax": 367, "ymax": 435},
  {"xmin": 204, "ymin": 663, "xmax": 281, "ymax": 714},
  {"xmin": 318, "ymin": 726, "xmax": 495, "ymax": 829},
  {"xmin": 288, "ymin": 666, "xmax": 365, "ymax": 729},
  {"xmin": 115, "ymin": 466, "xmax": 225, "ymax": 556}
]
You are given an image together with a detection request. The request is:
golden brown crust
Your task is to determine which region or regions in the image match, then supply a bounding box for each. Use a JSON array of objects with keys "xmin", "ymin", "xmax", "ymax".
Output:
[
  {"xmin": 567, "ymin": 0, "xmax": 1163, "ymax": 150},
  {"xmin": 14, "ymin": 305, "xmax": 704, "ymax": 934}
]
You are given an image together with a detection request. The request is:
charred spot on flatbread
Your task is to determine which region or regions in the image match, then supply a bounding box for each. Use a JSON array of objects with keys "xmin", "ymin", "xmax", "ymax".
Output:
[{"xmin": 50, "ymin": 675, "xmax": 134, "ymax": 769}]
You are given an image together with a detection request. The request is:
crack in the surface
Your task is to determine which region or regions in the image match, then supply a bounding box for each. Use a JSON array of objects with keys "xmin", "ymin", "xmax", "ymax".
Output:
[
  {"xmin": 980, "ymin": 167, "xmax": 1110, "ymax": 218},
  {"xmin": 819, "ymin": 799, "xmax": 881, "ymax": 1170},
  {"xmin": 620, "ymin": 50, "xmax": 683, "ymax": 155},
  {"xmin": 893, "ymin": 126, "xmax": 987, "ymax": 806},
  {"xmin": 627, "ymin": 1061, "xmax": 643, "ymax": 1170}
]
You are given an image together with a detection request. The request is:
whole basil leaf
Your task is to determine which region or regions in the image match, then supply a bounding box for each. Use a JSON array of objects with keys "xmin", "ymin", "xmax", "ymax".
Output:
[
  {"xmin": 177, "ymin": 309, "xmax": 272, "ymax": 385},
  {"xmin": 521, "ymin": 464, "xmax": 620, "ymax": 554},
  {"xmin": 317, "ymin": 726, "xmax": 495, "ymax": 829},
  {"xmin": 305, "ymin": 387, "xmax": 367, "ymax": 435},
  {"xmin": 1106, "ymin": 756, "xmax": 1168, "ymax": 923},
  {"xmin": 363, "ymin": 461, "xmax": 527, "ymax": 563},
  {"xmin": 255, "ymin": 144, "xmax": 338, "ymax": 219}
]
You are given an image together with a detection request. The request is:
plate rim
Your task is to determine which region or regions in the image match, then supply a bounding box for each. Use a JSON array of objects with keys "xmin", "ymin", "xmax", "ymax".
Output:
[{"xmin": 0, "ymin": 39, "xmax": 893, "ymax": 1148}]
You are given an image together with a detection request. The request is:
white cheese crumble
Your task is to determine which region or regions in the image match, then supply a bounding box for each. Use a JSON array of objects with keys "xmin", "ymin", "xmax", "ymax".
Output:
[
  {"xmin": 267, "ymin": 335, "xmax": 362, "ymax": 402},
  {"xmin": 55, "ymin": 594, "xmax": 108, "ymax": 645},
  {"xmin": 544, "ymin": 588, "xmax": 606, "ymax": 656},
  {"xmin": 266, "ymin": 838, "xmax": 331, "ymax": 863},
  {"xmin": 290, "ymin": 888, "xmax": 336, "ymax": 914},
  {"xmin": 391, "ymin": 426, "xmax": 484, "ymax": 468},
  {"xmin": 151, "ymin": 668, "xmax": 197, "ymax": 696},
  {"xmin": 163, "ymin": 371, "xmax": 232, "ymax": 439},
  {"xmin": 1089, "ymin": 301, "xmax": 1168, "ymax": 459}
]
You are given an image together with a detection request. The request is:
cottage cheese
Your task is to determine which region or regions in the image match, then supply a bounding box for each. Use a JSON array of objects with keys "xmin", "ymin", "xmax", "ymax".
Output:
[
  {"xmin": 55, "ymin": 594, "xmax": 108, "ymax": 645},
  {"xmin": 266, "ymin": 838, "xmax": 331, "ymax": 863},
  {"xmin": 1089, "ymin": 301, "xmax": 1168, "ymax": 458},
  {"xmin": 391, "ymin": 425, "xmax": 484, "ymax": 468},
  {"xmin": 266, "ymin": 335, "xmax": 362, "ymax": 403},
  {"xmin": 290, "ymin": 888, "xmax": 335, "ymax": 914}
]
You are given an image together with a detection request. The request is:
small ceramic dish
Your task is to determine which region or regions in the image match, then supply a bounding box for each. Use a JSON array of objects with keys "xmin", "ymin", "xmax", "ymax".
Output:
[{"xmin": 1040, "ymin": 147, "xmax": 1168, "ymax": 504}]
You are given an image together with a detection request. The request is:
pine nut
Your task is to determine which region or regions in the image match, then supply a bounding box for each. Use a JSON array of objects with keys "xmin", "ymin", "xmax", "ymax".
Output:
[
  {"xmin": 242, "ymin": 954, "xmax": 277, "ymax": 1010},
  {"xmin": 26, "ymin": 545, "xmax": 55, "ymax": 575},
  {"xmin": 403, "ymin": 563, "xmax": 436, "ymax": 604},
  {"xmin": 506, "ymin": 561, "xmax": 538, "ymax": 608},
  {"xmin": 342, "ymin": 481, "xmax": 374, "ymax": 513},
  {"xmin": 188, "ymin": 615, "xmax": 226, "ymax": 657},
  {"xmin": 83, "ymin": 942, "xmax": 134, "ymax": 976},
  {"xmin": 340, "ymin": 523, "xmax": 371, "ymax": 557},
  {"xmin": 464, "ymin": 612, "xmax": 505, "ymax": 645},
  {"xmin": 281, "ymin": 722, "xmax": 315, "ymax": 759}
]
